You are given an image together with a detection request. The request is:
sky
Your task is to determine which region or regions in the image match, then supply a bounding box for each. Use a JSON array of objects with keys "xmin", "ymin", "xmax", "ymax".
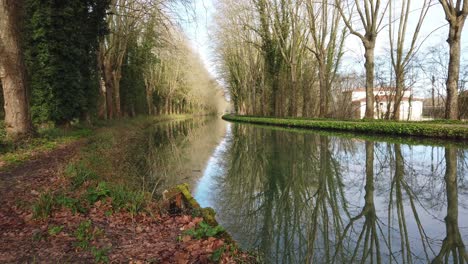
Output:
[{"xmin": 180, "ymin": 0, "xmax": 468, "ymax": 96}]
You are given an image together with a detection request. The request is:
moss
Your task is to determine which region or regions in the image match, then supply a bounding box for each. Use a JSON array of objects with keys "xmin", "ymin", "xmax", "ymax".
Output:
[
  {"xmin": 176, "ymin": 183, "xmax": 202, "ymax": 209},
  {"xmin": 167, "ymin": 183, "xmax": 235, "ymax": 243}
]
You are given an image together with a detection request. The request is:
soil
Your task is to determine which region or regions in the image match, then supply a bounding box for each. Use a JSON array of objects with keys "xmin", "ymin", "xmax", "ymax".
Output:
[{"xmin": 0, "ymin": 141, "xmax": 252, "ymax": 263}]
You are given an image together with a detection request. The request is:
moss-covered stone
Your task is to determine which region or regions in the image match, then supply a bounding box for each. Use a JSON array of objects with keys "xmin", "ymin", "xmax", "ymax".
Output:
[{"xmin": 164, "ymin": 183, "xmax": 235, "ymax": 243}]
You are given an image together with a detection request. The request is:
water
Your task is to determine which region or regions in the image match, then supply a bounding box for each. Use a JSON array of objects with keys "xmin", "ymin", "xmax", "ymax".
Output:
[{"xmin": 137, "ymin": 118, "xmax": 468, "ymax": 263}]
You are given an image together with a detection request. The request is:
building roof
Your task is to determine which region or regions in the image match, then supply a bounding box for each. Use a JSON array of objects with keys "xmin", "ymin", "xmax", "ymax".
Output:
[{"xmin": 352, "ymin": 96, "xmax": 424, "ymax": 103}]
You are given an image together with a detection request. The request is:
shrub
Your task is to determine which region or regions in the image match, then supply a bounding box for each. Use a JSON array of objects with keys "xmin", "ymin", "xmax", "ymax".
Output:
[
  {"xmin": 32, "ymin": 192, "xmax": 55, "ymax": 219},
  {"xmin": 184, "ymin": 221, "xmax": 225, "ymax": 240},
  {"xmin": 65, "ymin": 163, "xmax": 98, "ymax": 190}
]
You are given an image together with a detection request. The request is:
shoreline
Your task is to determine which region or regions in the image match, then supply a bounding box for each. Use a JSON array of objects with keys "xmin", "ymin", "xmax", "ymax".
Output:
[
  {"xmin": 0, "ymin": 115, "xmax": 254, "ymax": 263},
  {"xmin": 222, "ymin": 114, "xmax": 468, "ymax": 141}
]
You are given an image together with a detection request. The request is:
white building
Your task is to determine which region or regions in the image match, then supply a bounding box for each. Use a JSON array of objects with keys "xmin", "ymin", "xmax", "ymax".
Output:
[{"xmin": 347, "ymin": 88, "xmax": 424, "ymax": 121}]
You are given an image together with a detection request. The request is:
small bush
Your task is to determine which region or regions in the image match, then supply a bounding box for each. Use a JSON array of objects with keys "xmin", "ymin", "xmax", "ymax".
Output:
[
  {"xmin": 86, "ymin": 182, "xmax": 111, "ymax": 204},
  {"xmin": 108, "ymin": 185, "xmax": 146, "ymax": 215},
  {"xmin": 32, "ymin": 192, "xmax": 55, "ymax": 219},
  {"xmin": 184, "ymin": 221, "xmax": 225, "ymax": 240},
  {"xmin": 55, "ymin": 194, "xmax": 87, "ymax": 214},
  {"xmin": 66, "ymin": 163, "xmax": 98, "ymax": 190}
]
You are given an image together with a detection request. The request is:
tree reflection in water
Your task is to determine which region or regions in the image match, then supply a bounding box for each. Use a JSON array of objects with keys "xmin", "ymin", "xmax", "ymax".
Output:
[
  {"xmin": 204, "ymin": 123, "xmax": 468, "ymax": 264},
  {"xmin": 124, "ymin": 118, "xmax": 227, "ymax": 196},
  {"xmin": 432, "ymin": 147, "xmax": 468, "ymax": 263}
]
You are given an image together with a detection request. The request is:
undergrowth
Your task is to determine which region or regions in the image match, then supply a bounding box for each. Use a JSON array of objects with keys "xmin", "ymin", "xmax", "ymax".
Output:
[{"xmin": 184, "ymin": 221, "xmax": 225, "ymax": 240}]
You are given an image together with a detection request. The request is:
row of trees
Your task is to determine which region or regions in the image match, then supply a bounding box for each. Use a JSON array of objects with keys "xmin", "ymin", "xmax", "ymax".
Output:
[
  {"xmin": 0, "ymin": 0, "xmax": 225, "ymax": 140},
  {"xmin": 215, "ymin": 0, "xmax": 467, "ymax": 120}
]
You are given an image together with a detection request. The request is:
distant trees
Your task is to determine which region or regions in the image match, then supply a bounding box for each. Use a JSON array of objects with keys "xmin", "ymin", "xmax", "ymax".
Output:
[
  {"xmin": 306, "ymin": 0, "xmax": 346, "ymax": 117},
  {"xmin": 0, "ymin": 0, "xmax": 34, "ymax": 139},
  {"xmin": 0, "ymin": 0, "xmax": 225, "ymax": 139},
  {"xmin": 388, "ymin": 0, "xmax": 430, "ymax": 120},
  {"xmin": 98, "ymin": 0, "xmax": 223, "ymax": 119},
  {"xmin": 215, "ymin": 0, "xmax": 321, "ymax": 117},
  {"xmin": 216, "ymin": 0, "xmax": 467, "ymax": 120}
]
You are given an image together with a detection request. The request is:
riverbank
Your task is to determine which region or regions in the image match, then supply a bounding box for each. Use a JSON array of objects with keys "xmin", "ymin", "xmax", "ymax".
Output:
[
  {"xmin": 0, "ymin": 116, "xmax": 190, "ymax": 170},
  {"xmin": 0, "ymin": 116, "xmax": 255, "ymax": 263},
  {"xmin": 222, "ymin": 114, "xmax": 468, "ymax": 140}
]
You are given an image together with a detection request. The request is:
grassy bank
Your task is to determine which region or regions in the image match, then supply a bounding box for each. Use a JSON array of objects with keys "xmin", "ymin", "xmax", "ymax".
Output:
[
  {"xmin": 222, "ymin": 114, "xmax": 468, "ymax": 140},
  {"xmin": 0, "ymin": 115, "xmax": 188, "ymax": 170}
]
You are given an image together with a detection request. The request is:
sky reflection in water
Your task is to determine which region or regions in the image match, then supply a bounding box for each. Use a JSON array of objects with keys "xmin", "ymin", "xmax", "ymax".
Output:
[{"xmin": 193, "ymin": 120, "xmax": 468, "ymax": 264}]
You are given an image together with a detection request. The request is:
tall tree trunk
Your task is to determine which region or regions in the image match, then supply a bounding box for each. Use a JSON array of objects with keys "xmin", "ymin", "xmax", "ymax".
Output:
[
  {"xmin": 302, "ymin": 82, "xmax": 311, "ymax": 117},
  {"xmin": 445, "ymin": 27, "xmax": 462, "ymax": 119},
  {"xmin": 98, "ymin": 77, "xmax": 107, "ymax": 119},
  {"xmin": 113, "ymin": 68, "xmax": 122, "ymax": 118},
  {"xmin": 0, "ymin": 0, "xmax": 33, "ymax": 140},
  {"xmin": 393, "ymin": 71, "xmax": 405, "ymax": 120},
  {"xmin": 102, "ymin": 62, "xmax": 115, "ymax": 119},
  {"xmin": 146, "ymin": 87, "xmax": 153, "ymax": 115},
  {"xmin": 439, "ymin": 0, "xmax": 467, "ymax": 120},
  {"xmin": 364, "ymin": 45, "xmax": 375, "ymax": 119},
  {"xmin": 289, "ymin": 66, "xmax": 297, "ymax": 117},
  {"xmin": 319, "ymin": 62, "xmax": 328, "ymax": 118}
]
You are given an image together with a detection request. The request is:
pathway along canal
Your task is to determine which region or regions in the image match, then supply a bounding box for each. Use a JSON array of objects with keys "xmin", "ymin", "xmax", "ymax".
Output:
[{"xmin": 133, "ymin": 117, "xmax": 468, "ymax": 263}]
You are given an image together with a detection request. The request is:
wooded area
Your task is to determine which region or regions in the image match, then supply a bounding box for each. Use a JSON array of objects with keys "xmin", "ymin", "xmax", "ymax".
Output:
[
  {"xmin": 0, "ymin": 0, "xmax": 225, "ymax": 140},
  {"xmin": 214, "ymin": 0, "xmax": 468, "ymax": 120}
]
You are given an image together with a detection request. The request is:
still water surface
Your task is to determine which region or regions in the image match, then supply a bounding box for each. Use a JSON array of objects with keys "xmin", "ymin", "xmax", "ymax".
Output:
[{"xmin": 138, "ymin": 118, "xmax": 468, "ymax": 263}]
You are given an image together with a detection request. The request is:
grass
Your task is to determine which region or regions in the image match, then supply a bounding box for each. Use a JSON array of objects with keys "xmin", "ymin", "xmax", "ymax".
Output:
[
  {"xmin": 30, "ymin": 115, "xmax": 198, "ymax": 219},
  {"xmin": 29, "ymin": 115, "xmax": 194, "ymax": 220},
  {"xmin": 223, "ymin": 114, "xmax": 468, "ymax": 140},
  {"xmin": 73, "ymin": 220, "xmax": 110, "ymax": 263},
  {"xmin": 0, "ymin": 115, "xmax": 192, "ymax": 170},
  {"xmin": 48, "ymin": 225, "xmax": 64, "ymax": 236},
  {"xmin": 0, "ymin": 124, "xmax": 93, "ymax": 169}
]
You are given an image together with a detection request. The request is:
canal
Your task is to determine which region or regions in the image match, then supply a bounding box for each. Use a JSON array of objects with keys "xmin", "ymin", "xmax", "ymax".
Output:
[{"xmin": 135, "ymin": 117, "xmax": 468, "ymax": 263}]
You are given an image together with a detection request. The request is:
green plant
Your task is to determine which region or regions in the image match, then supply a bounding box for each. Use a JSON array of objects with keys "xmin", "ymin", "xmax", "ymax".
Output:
[
  {"xmin": 184, "ymin": 221, "xmax": 225, "ymax": 240},
  {"xmin": 32, "ymin": 192, "xmax": 55, "ymax": 219},
  {"xmin": 66, "ymin": 163, "xmax": 98, "ymax": 190},
  {"xmin": 211, "ymin": 245, "xmax": 226, "ymax": 263},
  {"xmin": 55, "ymin": 194, "xmax": 88, "ymax": 214},
  {"xmin": 86, "ymin": 182, "xmax": 111, "ymax": 204},
  {"xmin": 48, "ymin": 225, "xmax": 64, "ymax": 236},
  {"xmin": 109, "ymin": 185, "xmax": 146, "ymax": 215},
  {"xmin": 74, "ymin": 220, "xmax": 95, "ymax": 249},
  {"xmin": 91, "ymin": 246, "xmax": 110, "ymax": 263}
]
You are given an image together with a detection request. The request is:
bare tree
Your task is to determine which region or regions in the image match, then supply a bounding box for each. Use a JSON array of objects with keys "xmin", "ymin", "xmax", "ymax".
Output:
[
  {"xmin": 306, "ymin": 0, "xmax": 346, "ymax": 117},
  {"xmin": 389, "ymin": 0, "xmax": 431, "ymax": 120},
  {"xmin": 439, "ymin": 0, "xmax": 468, "ymax": 120},
  {"xmin": 336, "ymin": 0, "xmax": 389, "ymax": 119},
  {"xmin": 0, "ymin": 0, "xmax": 33, "ymax": 140}
]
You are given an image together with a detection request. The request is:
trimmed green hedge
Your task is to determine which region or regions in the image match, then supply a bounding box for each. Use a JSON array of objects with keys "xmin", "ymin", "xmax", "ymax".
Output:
[{"xmin": 222, "ymin": 115, "xmax": 468, "ymax": 140}]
